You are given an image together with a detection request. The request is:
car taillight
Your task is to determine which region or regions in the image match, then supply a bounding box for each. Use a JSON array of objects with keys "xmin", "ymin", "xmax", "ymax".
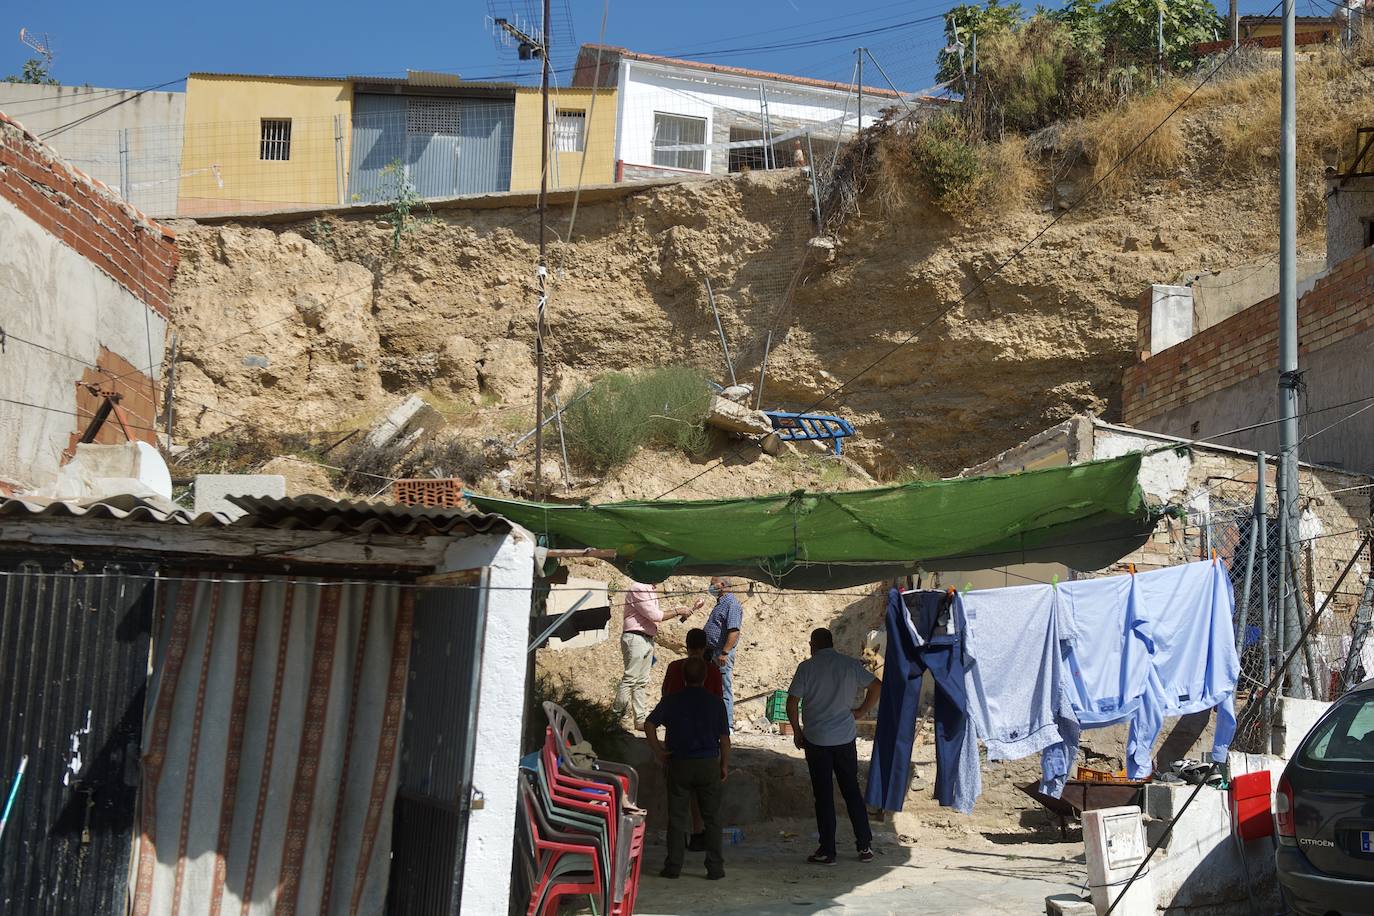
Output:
[{"xmin": 1274, "ymin": 773, "xmax": 1295, "ymax": 841}]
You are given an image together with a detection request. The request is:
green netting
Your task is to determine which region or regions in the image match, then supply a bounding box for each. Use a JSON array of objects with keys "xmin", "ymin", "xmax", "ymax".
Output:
[{"xmin": 468, "ymin": 453, "xmax": 1163, "ymax": 589}]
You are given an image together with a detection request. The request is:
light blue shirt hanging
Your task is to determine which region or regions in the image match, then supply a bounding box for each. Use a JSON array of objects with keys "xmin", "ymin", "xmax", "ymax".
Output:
[
  {"xmin": 963, "ymin": 582, "xmax": 1074, "ymax": 760},
  {"xmin": 1058, "ymin": 572, "xmax": 1154, "ymax": 726},
  {"xmin": 1128, "ymin": 560, "xmax": 1240, "ymax": 770}
]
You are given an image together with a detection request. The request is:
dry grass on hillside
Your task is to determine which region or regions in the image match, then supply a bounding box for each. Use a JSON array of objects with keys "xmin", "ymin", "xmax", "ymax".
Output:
[{"xmin": 1072, "ymin": 46, "xmax": 1374, "ymax": 210}]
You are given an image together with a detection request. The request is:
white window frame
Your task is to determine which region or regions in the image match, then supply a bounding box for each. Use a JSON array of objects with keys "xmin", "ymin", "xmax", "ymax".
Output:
[
  {"xmin": 554, "ymin": 109, "xmax": 586, "ymax": 153},
  {"xmin": 259, "ymin": 118, "xmax": 292, "ymax": 161},
  {"xmin": 652, "ymin": 112, "xmax": 707, "ymax": 172}
]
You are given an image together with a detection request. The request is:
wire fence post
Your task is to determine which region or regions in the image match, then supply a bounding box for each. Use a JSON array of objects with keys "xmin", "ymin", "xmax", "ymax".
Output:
[
  {"xmin": 118, "ymin": 128, "xmax": 130, "ymax": 202},
  {"xmin": 805, "ymin": 132, "xmax": 823, "ymax": 229},
  {"xmin": 334, "ymin": 113, "xmax": 346, "ymax": 205}
]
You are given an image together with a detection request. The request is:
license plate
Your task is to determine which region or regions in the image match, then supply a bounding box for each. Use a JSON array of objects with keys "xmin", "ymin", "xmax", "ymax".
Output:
[{"xmin": 1363, "ymin": 831, "xmax": 1372, "ymax": 854}]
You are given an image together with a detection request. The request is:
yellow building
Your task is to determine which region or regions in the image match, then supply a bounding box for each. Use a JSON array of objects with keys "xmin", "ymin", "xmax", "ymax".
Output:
[
  {"xmin": 511, "ymin": 87, "xmax": 618, "ymax": 192},
  {"xmin": 179, "ymin": 73, "xmax": 352, "ymax": 216}
]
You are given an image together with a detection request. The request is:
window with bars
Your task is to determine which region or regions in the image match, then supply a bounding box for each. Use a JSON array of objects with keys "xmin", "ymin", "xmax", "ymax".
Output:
[
  {"xmin": 554, "ymin": 109, "xmax": 586, "ymax": 152},
  {"xmin": 652, "ymin": 112, "xmax": 706, "ymax": 172},
  {"xmin": 259, "ymin": 119, "xmax": 292, "ymax": 161},
  {"xmin": 407, "ymin": 97, "xmax": 462, "ymax": 135}
]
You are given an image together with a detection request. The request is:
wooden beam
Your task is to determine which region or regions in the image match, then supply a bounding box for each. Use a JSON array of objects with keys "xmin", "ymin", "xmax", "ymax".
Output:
[
  {"xmin": 543, "ymin": 547, "xmax": 618, "ymax": 559},
  {"xmin": 0, "ymin": 517, "xmax": 461, "ymax": 569},
  {"xmin": 414, "ymin": 568, "xmax": 483, "ymax": 586}
]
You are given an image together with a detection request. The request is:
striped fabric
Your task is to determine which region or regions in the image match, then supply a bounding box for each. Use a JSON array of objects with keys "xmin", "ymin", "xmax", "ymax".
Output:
[{"xmin": 133, "ymin": 576, "xmax": 412, "ymax": 916}]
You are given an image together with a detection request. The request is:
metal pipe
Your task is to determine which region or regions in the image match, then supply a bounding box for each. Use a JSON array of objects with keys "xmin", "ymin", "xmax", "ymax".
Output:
[
  {"xmin": 552, "ymin": 393, "xmax": 572, "ymax": 490},
  {"xmin": 528, "ymin": 590, "xmax": 592, "ymax": 654},
  {"xmin": 534, "ymin": 0, "xmax": 552, "ymax": 499},
  {"xmin": 705, "ymin": 278, "xmax": 737, "ymax": 387},
  {"xmin": 163, "ymin": 332, "xmax": 178, "ymax": 443},
  {"xmin": 856, "ymin": 48, "xmax": 864, "ymax": 134},
  {"xmin": 515, "ymin": 387, "xmax": 593, "ymax": 447},
  {"xmin": 1258, "ymin": 452, "xmax": 1273, "ymax": 749},
  {"xmin": 1289, "ymin": 538, "xmax": 1324, "ymax": 699},
  {"xmin": 1235, "ymin": 504, "xmax": 1259, "ymax": 655},
  {"xmin": 755, "ymin": 330, "xmax": 773, "ymax": 410},
  {"xmin": 1279, "ymin": 0, "xmax": 1302, "ymax": 697}
]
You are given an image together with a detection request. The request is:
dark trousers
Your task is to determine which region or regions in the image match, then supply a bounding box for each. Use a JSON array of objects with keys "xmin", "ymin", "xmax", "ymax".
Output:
[
  {"xmin": 866, "ymin": 591, "xmax": 972, "ymax": 812},
  {"xmin": 664, "ymin": 756, "xmax": 724, "ymax": 876},
  {"xmin": 804, "ymin": 739, "xmax": 873, "ymax": 857}
]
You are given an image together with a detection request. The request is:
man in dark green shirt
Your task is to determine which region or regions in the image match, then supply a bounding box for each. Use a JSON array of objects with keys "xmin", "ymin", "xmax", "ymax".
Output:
[{"xmin": 644, "ymin": 657, "xmax": 730, "ymax": 880}]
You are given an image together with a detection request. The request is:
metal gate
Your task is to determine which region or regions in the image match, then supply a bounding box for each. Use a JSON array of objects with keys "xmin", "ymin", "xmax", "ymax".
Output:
[
  {"xmin": 0, "ymin": 561, "xmax": 154, "ymax": 915},
  {"xmin": 386, "ymin": 572, "xmax": 490, "ymax": 915},
  {"xmin": 349, "ymin": 94, "xmax": 514, "ymax": 203}
]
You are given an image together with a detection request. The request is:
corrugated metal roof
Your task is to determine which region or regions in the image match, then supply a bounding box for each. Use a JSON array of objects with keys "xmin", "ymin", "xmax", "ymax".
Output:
[
  {"xmin": 189, "ymin": 71, "xmax": 524, "ymax": 92},
  {"xmin": 188, "ymin": 71, "xmax": 350, "ymax": 82},
  {"xmin": 0, "ymin": 494, "xmax": 512, "ymax": 538},
  {"xmin": 227, "ymin": 494, "xmax": 512, "ymax": 536}
]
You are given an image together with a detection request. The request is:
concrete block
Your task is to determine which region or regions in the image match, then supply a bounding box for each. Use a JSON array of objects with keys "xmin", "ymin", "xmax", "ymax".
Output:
[
  {"xmin": 365, "ymin": 395, "xmax": 444, "ymax": 450},
  {"xmin": 705, "ymin": 395, "xmax": 774, "ymax": 436},
  {"xmin": 1271, "ymin": 697, "xmax": 1331, "ymax": 758},
  {"xmin": 1044, "ymin": 894, "xmax": 1096, "ymax": 916},
  {"xmin": 194, "ymin": 473, "xmax": 285, "ymax": 521}
]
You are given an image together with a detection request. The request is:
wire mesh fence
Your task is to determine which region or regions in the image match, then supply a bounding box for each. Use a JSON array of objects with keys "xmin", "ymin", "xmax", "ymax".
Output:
[{"xmin": 1194, "ymin": 488, "xmax": 1372, "ymax": 753}]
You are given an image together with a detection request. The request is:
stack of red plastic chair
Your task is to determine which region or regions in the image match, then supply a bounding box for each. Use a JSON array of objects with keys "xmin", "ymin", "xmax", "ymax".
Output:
[{"xmin": 515, "ymin": 701, "xmax": 646, "ymax": 916}]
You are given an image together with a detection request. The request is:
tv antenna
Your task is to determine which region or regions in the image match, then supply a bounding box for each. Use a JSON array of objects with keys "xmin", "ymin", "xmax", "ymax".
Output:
[{"xmin": 18, "ymin": 28, "xmax": 54, "ymax": 67}]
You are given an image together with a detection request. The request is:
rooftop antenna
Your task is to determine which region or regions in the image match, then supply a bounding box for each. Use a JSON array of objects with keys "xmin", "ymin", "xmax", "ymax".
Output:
[{"xmin": 18, "ymin": 28, "xmax": 54, "ymax": 68}]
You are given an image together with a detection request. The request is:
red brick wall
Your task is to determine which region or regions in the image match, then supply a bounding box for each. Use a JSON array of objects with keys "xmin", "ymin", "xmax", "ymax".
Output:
[
  {"xmin": 0, "ymin": 112, "xmax": 178, "ymax": 317},
  {"xmin": 1123, "ymin": 248, "xmax": 1374, "ymax": 425}
]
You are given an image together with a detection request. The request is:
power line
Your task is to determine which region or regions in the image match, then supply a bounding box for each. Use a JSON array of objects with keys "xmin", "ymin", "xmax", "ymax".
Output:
[{"xmin": 37, "ymin": 78, "xmax": 186, "ymax": 141}]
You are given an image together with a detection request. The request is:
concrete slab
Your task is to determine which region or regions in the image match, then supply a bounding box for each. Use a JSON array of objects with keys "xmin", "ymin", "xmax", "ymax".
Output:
[
  {"xmin": 631, "ymin": 833, "xmax": 1088, "ymax": 916},
  {"xmin": 193, "ymin": 473, "xmax": 285, "ymax": 521}
]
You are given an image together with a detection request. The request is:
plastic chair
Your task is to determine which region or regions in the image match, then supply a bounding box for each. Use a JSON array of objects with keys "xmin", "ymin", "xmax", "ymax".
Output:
[
  {"xmin": 544, "ymin": 701, "xmax": 641, "ymax": 803},
  {"xmin": 520, "ymin": 774, "xmax": 605, "ymax": 916}
]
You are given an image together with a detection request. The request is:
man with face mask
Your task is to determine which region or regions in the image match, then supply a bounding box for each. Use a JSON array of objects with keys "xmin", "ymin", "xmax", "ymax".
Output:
[{"xmin": 702, "ymin": 577, "xmax": 744, "ymax": 728}]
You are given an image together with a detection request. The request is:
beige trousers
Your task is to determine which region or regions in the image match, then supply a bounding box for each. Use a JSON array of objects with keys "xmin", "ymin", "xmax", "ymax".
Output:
[{"xmin": 614, "ymin": 631, "xmax": 654, "ymax": 725}]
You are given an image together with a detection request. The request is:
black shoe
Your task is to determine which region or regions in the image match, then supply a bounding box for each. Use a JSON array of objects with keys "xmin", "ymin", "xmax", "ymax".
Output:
[
  {"xmin": 858, "ymin": 847, "xmax": 875, "ymax": 862},
  {"xmin": 706, "ymin": 870, "xmax": 726, "ymax": 880},
  {"xmin": 659, "ymin": 867, "xmax": 680, "ymax": 879},
  {"xmin": 806, "ymin": 849, "xmax": 837, "ymax": 866},
  {"xmin": 687, "ymin": 832, "xmax": 707, "ymax": 852}
]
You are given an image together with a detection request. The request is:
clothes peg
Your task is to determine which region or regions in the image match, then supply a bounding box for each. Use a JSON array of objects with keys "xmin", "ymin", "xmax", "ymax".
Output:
[
  {"xmin": 1128, "ymin": 563, "xmax": 1136, "ymax": 575},
  {"xmin": 1051, "ymin": 573, "xmax": 1059, "ymax": 586},
  {"xmin": 1211, "ymin": 548, "xmax": 1217, "ymax": 566}
]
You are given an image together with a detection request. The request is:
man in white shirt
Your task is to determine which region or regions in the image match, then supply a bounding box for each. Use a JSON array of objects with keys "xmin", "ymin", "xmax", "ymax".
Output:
[{"xmin": 786, "ymin": 627, "xmax": 882, "ymax": 865}]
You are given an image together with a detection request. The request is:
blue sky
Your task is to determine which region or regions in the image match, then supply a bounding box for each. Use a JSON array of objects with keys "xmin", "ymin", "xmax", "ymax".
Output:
[{"xmin": 1, "ymin": 0, "xmax": 1293, "ymax": 97}]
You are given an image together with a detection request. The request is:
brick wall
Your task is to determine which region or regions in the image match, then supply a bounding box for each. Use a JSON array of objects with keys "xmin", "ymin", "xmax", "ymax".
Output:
[
  {"xmin": 0, "ymin": 111, "xmax": 177, "ymax": 316},
  {"xmin": 1123, "ymin": 248, "xmax": 1374, "ymax": 426}
]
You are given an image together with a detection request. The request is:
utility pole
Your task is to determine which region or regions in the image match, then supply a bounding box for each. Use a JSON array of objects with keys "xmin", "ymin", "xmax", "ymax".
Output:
[
  {"xmin": 1278, "ymin": 0, "xmax": 1304, "ymax": 696},
  {"xmin": 856, "ymin": 48, "xmax": 864, "ymax": 134},
  {"xmin": 1230, "ymin": 0, "xmax": 1240, "ymax": 48},
  {"xmin": 535, "ymin": 0, "xmax": 551, "ymax": 498}
]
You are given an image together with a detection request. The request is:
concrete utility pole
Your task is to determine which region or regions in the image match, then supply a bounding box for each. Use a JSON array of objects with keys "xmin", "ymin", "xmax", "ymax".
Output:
[
  {"xmin": 1278, "ymin": 0, "xmax": 1305, "ymax": 696},
  {"xmin": 534, "ymin": 0, "xmax": 551, "ymax": 498},
  {"xmin": 1230, "ymin": 0, "xmax": 1240, "ymax": 48}
]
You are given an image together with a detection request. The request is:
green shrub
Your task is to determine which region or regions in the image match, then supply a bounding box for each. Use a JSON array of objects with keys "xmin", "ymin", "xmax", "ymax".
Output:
[
  {"xmin": 532, "ymin": 674, "xmax": 628, "ymax": 760},
  {"xmin": 912, "ymin": 114, "xmax": 984, "ymax": 204},
  {"xmin": 562, "ymin": 367, "xmax": 712, "ymax": 472}
]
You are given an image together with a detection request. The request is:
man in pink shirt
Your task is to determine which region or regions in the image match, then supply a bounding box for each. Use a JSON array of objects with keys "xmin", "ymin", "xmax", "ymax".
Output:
[{"xmin": 615, "ymin": 581, "xmax": 704, "ymax": 728}]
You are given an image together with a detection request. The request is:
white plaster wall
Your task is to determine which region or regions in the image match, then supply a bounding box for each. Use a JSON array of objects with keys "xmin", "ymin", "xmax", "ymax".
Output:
[
  {"xmin": 617, "ymin": 61, "xmax": 888, "ymax": 172},
  {"xmin": 1093, "ymin": 430, "xmax": 1192, "ymax": 501},
  {"xmin": 444, "ymin": 527, "xmax": 536, "ymax": 915},
  {"xmin": 0, "ymin": 84, "xmax": 186, "ymax": 216},
  {"xmin": 1149, "ymin": 284, "xmax": 1193, "ymax": 352},
  {"xmin": 0, "ymin": 195, "xmax": 167, "ymax": 490}
]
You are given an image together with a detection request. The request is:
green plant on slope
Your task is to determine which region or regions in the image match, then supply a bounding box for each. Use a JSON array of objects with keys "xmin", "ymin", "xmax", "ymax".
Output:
[
  {"xmin": 912, "ymin": 113, "xmax": 984, "ymax": 205},
  {"xmin": 562, "ymin": 367, "xmax": 712, "ymax": 473},
  {"xmin": 1100, "ymin": 0, "xmax": 1223, "ymax": 70},
  {"xmin": 379, "ymin": 159, "xmax": 427, "ymax": 253}
]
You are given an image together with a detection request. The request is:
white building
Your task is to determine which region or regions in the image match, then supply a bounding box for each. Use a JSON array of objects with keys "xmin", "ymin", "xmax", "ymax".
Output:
[{"xmin": 571, "ymin": 43, "xmax": 945, "ymax": 181}]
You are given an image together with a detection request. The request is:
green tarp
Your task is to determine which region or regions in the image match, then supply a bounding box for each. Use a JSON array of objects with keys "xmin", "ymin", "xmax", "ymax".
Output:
[{"xmin": 468, "ymin": 453, "xmax": 1164, "ymax": 589}]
